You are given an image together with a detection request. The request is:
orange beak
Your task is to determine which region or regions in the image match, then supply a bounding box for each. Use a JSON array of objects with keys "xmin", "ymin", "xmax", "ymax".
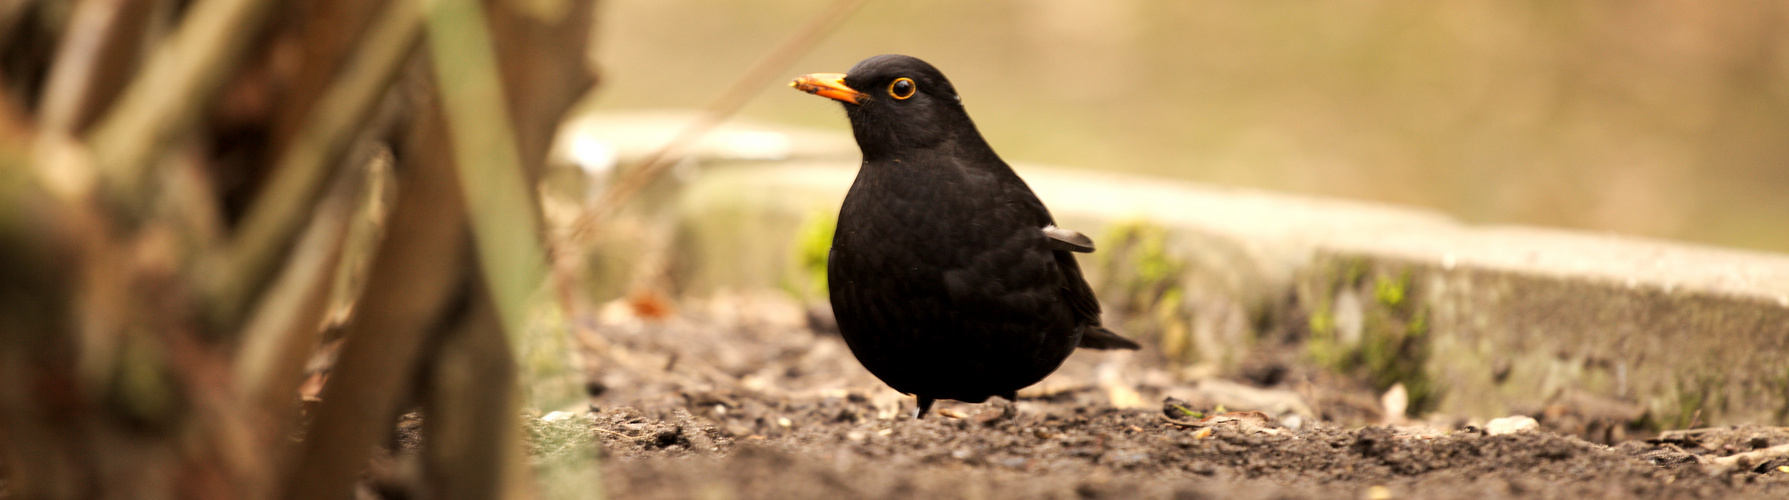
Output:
[{"xmin": 790, "ymin": 73, "xmax": 865, "ymax": 104}]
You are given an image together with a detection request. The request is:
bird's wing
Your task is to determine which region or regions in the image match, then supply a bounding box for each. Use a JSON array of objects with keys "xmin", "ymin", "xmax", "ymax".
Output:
[
  {"xmin": 989, "ymin": 177, "xmax": 1108, "ymax": 331},
  {"xmin": 1015, "ymin": 188, "xmax": 1141, "ymax": 350},
  {"xmin": 1054, "ymin": 248, "xmax": 1141, "ymax": 350},
  {"xmin": 1051, "ymin": 247, "xmax": 1103, "ymax": 327}
]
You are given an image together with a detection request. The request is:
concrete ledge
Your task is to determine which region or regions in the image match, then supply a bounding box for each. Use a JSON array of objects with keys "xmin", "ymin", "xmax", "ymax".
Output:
[{"xmin": 671, "ymin": 160, "xmax": 1789, "ymax": 427}]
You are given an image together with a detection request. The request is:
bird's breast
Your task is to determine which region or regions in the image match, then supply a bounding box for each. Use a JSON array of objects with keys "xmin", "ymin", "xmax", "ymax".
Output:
[{"xmin": 836, "ymin": 172, "xmax": 993, "ymax": 266}]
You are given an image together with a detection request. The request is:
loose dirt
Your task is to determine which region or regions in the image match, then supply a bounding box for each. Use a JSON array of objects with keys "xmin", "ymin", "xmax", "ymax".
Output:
[{"xmin": 509, "ymin": 292, "xmax": 1789, "ymax": 498}]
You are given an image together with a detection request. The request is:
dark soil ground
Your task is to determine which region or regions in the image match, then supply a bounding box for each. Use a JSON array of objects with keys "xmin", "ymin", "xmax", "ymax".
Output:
[{"xmin": 485, "ymin": 292, "xmax": 1789, "ymax": 499}]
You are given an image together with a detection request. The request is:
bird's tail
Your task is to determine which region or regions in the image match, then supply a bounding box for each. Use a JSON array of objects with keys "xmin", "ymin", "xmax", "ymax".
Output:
[{"xmin": 1078, "ymin": 326, "xmax": 1142, "ymax": 350}]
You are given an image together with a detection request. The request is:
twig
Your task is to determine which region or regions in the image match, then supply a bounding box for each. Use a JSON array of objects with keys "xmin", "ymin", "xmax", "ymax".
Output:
[
  {"xmin": 83, "ymin": 0, "xmax": 282, "ymax": 207},
  {"xmin": 232, "ymin": 147, "xmax": 382, "ymax": 413},
  {"xmin": 591, "ymin": 427, "xmax": 647, "ymax": 442},
  {"xmin": 1657, "ymin": 426, "xmax": 1722, "ymax": 441},
  {"xmin": 0, "ymin": 0, "xmax": 36, "ymax": 48},
  {"xmin": 225, "ymin": 152, "xmax": 369, "ymax": 498},
  {"xmin": 1706, "ymin": 443, "xmax": 1789, "ymax": 473},
  {"xmin": 423, "ymin": 0, "xmax": 583, "ymax": 413},
  {"xmin": 422, "ymin": 293, "xmax": 525, "ymax": 500},
  {"xmin": 204, "ymin": 0, "xmax": 423, "ymax": 335},
  {"xmin": 32, "ymin": 0, "xmax": 153, "ymax": 204},
  {"xmin": 565, "ymin": 0, "xmax": 870, "ymax": 244},
  {"xmin": 39, "ymin": 0, "xmax": 154, "ymax": 136},
  {"xmin": 283, "ymin": 92, "xmax": 474, "ymax": 500},
  {"xmin": 1659, "ymin": 426, "xmax": 1789, "ymax": 442},
  {"xmin": 1159, "ymin": 414, "xmax": 1204, "ymax": 428}
]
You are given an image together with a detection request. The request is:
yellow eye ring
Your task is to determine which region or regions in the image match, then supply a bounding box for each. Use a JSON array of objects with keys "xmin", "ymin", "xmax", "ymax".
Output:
[{"xmin": 888, "ymin": 78, "xmax": 916, "ymax": 99}]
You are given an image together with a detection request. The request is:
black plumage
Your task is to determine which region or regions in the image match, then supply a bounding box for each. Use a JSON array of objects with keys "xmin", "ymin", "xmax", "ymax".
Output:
[{"xmin": 792, "ymin": 54, "xmax": 1140, "ymax": 418}]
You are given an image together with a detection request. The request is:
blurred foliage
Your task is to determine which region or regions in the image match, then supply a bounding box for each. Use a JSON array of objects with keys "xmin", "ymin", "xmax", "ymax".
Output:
[
  {"xmin": 594, "ymin": 0, "xmax": 1789, "ymax": 253},
  {"xmin": 0, "ymin": 0, "xmax": 597, "ymax": 497},
  {"xmin": 788, "ymin": 208, "xmax": 836, "ymax": 300}
]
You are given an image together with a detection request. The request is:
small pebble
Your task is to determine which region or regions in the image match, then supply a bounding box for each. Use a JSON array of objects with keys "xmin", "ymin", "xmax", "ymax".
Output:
[
  {"xmin": 1280, "ymin": 415, "xmax": 1305, "ymax": 431},
  {"xmin": 542, "ymin": 411, "xmax": 573, "ymax": 422},
  {"xmin": 1105, "ymin": 452, "xmax": 1149, "ymax": 467},
  {"xmin": 777, "ymin": 417, "xmax": 793, "ymax": 428},
  {"xmin": 1485, "ymin": 415, "xmax": 1539, "ymax": 435},
  {"xmin": 846, "ymin": 431, "xmax": 866, "ymax": 441}
]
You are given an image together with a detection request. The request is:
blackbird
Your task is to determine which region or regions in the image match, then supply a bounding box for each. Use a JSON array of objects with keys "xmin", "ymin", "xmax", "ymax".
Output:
[{"xmin": 791, "ymin": 54, "xmax": 1140, "ymax": 418}]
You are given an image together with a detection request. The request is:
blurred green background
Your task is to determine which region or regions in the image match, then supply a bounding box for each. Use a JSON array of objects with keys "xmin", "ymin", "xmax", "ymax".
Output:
[{"xmin": 588, "ymin": 0, "xmax": 1789, "ymax": 253}]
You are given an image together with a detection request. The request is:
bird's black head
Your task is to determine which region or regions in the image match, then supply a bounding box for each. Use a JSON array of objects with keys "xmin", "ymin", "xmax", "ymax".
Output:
[{"xmin": 792, "ymin": 55, "xmax": 994, "ymax": 162}]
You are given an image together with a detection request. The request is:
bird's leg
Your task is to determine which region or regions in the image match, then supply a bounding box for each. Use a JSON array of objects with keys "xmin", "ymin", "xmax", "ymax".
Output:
[{"xmin": 914, "ymin": 396, "xmax": 936, "ymax": 419}]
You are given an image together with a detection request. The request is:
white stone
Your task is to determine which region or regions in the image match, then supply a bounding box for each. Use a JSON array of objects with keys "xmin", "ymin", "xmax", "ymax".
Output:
[{"xmin": 1484, "ymin": 415, "xmax": 1539, "ymax": 435}]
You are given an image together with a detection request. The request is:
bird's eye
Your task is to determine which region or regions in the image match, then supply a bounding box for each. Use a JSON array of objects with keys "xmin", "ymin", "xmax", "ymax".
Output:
[{"xmin": 888, "ymin": 78, "xmax": 916, "ymax": 100}]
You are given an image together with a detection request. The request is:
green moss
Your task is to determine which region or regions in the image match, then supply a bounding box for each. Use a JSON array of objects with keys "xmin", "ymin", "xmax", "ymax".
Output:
[
  {"xmin": 1097, "ymin": 220, "xmax": 1192, "ymax": 365},
  {"xmin": 1341, "ymin": 258, "xmax": 1369, "ymax": 287},
  {"xmin": 1100, "ymin": 221, "xmax": 1180, "ymax": 281},
  {"xmin": 1155, "ymin": 287, "xmax": 1192, "ymax": 359},
  {"xmin": 1668, "ymin": 370, "xmax": 1727, "ymax": 429},
  {"xmin": 1302, "ymin": 258, "xmax": 1353, "ymax": 369},
  {"xmin": 1374, "ymin": 273, "xmax": 1408, "ymax": 309},
  {"xmin": 1307, "ymin": 310, "xmax": 1334, "ymax": 337},
  {"xmin": 1303, "ymin": 258, "xmax": 1437, "ymax": 416},
  {"xmin": 1305, "ymin": 309, "xmax": 1341, "ymax": 368},
  {"xmin": 524, "ymin": 413, "xmax": 602, "ymax": 461},
  {"xmin": 786, "ymin": 209, "xmax": 837, "ymax": 300},
  {"xmin": 523, "ymin": 412, "xmax": 608, "ymax": 498},
  {"xmin": 1359, "ymin": 302, "xmax": 1437, "ymax": 414},
  {"xmin": 1406, "ymin": 306, "xmax": 1429, "ymax": 338},
  {"xmin": 520, "ymin": 304, "xmax": 585, "ymax": 411}
]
